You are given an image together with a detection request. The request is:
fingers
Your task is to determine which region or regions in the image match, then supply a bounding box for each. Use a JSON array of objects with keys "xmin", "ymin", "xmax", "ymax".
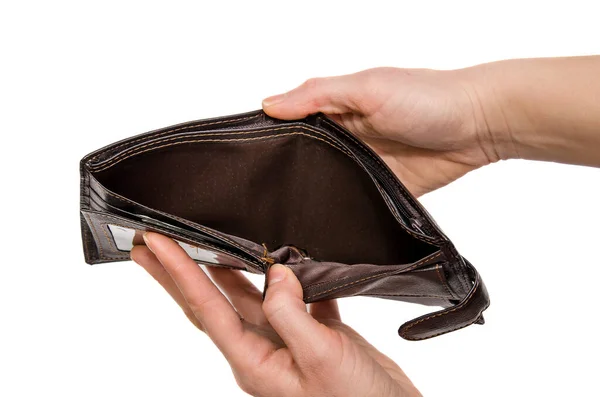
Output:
[
  {"xmin": 262, "ymin": 264, "xmax": 335, "ymax": 366},
  {"xmin": 206, "ymin": 266, "xmax": 268, "ymax": 325},
  {"xmin": 130, "ymin": 245, "xmax": 204, "ymax": 331},
  {"xmin": 309, "ymin": 299, "xmax": 341, "ymax": 322},
  {"xmin": 143, "ymin": 232, "xmax": 248, "ymax": 362},
  {"xmin": 133, "ymin": 243, "xmax": 268, "ymax": 327},
  {"xmin": 262, "ymin": 75, "xmax": 361, "ymax": 119}
]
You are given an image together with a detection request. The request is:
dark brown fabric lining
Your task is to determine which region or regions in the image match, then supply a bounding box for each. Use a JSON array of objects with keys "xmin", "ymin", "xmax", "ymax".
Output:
[{"xmin": 93, "ymin": 133, "xmax": 437, "ymax": 265}]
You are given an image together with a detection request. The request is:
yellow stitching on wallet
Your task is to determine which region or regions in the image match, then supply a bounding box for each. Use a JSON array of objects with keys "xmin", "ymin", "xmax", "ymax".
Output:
[
  {"xmin": 92, "ymin": 113, "xmax": 263, "ymax": 161},
  {"xmin": 323, "ymin": 119, "xmax": 436, "ymax": 241},
  {"xmin": 100, "ymin": 223, "xmax": 119, "ymax": 252},
  {"xmin": 89, "ymin": 125, "xmax": 352, "ymax": 171},
  {"xmin": 84, "ymin": 213, "xmax": 105, "ymax": 259},
  {"xmin": 91, "ymin": 124, "xmax": 330, "ymax": 168},
  {"xmin": 436, "ymin": 264, "xmax": 455, "ymax": 299},
  {"xmin": 399, "ymin": 278, "xmax": 481, "ymax": 338},
  {"xmin": 90, "ymin": 131, "xmax": 350, "ymax": 172},
  {"xmin": 305, "ymin": 251, "xmax": 444, "ymax": 300},
  {"xmin": 261, "ymin": 243, "xmax": 275, "ymax": 265}
]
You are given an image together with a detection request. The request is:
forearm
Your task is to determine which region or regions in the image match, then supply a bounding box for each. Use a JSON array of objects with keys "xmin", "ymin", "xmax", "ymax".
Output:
[{"xmin": 471, "ymin": 56, "xmax": 600, "ymax": 166}]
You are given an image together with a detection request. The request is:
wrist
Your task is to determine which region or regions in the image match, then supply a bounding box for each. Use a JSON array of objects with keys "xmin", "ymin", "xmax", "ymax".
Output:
[
  {"xmin": 461, "ymin": 56, "xmax": 600, "ymax": 167},
  {"xmin": 459, "ymin": 61, "xmax": 523, "ymax": 162}
]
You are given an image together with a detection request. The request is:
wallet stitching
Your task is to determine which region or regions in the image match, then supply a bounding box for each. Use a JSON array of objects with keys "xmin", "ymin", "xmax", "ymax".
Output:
[
  {"xmin": 322, "ymin": 119, "xmax": 457, "ymax": 269},
  {"xmin": 88, "ymin": 212, "xmax": 260, "ymax": 268},
  {"xmin": 322, "ymin": 119, "xmax": 436, "ymax": 233},
  {"xmin": 89, "ymin": 126, "xmax": 352, "ymax": 171},
  {"xmin": 323, "ymin": 118, "xmax": 421, "ymax": 207},
  {"xmin": 404, "ymin": 321, "xmax": 476, "ymax": 341},
  {"xmin": 399, "ymin": 276, "xmax": 481, "ymax": 339},
  {"xmin": 305, "ymin": 251, "xmax": 443, "ymax": 300},
  {"xmin": 310, "ymin": 123, "xmax": 438, "ymax": 245},
  {"xmin": 436, "ymin": 263, "xmax": 456, "ymax": 299},
  {"xmin": 305, "ymin": 271, "xmax": 396, "ymax": 300},
  {"xmin": 297, "ymin": 252, "xmax": 440, "ymax": 290},
  {"xmin": 92, "ymin": 114, "xmax": 263, "ymax": 161},
  {"xmin": 296, "ymin": 266, "xmax": 391, "ymax": 291},
  {"xmin": 84, "ymin": 212, "xmax": 105, "ymax": 259},
  {"xmin": 403, "ymin": 299, "xmax": 489, "ymax": 340},
  {"xmin": 81, "ymin": 173, "xmax": 95, "ymax": 260},
  {"xmin": 363, "ymin": 292, "xmax": 451, "ymax": 299},
  {"xmin": 83, "ymin": 213, "xmax": 129, "ymax": 260},
  {"xmin": 99, "ymin": 223, "xmax": 120, "ymax": 252},
  {"xmin": 372, "ymin": 183, "xmax": 431, "ymax": 244}
]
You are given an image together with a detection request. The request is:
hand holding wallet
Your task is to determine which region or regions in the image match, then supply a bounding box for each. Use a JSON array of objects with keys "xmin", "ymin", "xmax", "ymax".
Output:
[{"xmin": 79, "ymin": 110, "xmax": 490, "ymax": 340}]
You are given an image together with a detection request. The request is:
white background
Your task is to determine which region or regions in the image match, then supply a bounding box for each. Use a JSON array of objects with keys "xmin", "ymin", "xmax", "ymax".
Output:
[{"xmin": 1, "ymin": 1, "xmax": 599, "ymax": 396}]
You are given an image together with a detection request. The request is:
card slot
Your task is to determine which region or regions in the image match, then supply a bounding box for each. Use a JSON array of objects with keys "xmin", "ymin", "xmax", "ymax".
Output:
[
  {"xmin": 82, "ymin": 210, "xmax": 264, "ymax": 272},
  {"xmin": 105, "ymin": 224, "xmax": 247, "ymax": 270},
  {"xmin": 89, "ymin": 177, "xmax": 267, "ymax": 264},
  {"xmin": 88, "ymin": 189, "xmax": 262, "ymax": 267}
]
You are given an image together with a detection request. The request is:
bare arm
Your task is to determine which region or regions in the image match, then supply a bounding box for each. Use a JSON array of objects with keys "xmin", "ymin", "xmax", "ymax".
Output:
[{"xmin": 472, "ymin": 56, "xmax": 600, "ymax": 167}]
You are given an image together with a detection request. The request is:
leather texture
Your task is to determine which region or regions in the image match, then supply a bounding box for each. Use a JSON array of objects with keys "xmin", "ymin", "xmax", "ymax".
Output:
[{"xmin": 79, "ymin": 110, "xmax": 490, "ymax": 340}]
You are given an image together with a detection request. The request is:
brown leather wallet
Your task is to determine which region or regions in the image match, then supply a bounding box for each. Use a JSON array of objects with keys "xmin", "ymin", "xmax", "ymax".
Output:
[{"xmin": 79, "ymin": 110, "xmax": 489, "ymax": 340}]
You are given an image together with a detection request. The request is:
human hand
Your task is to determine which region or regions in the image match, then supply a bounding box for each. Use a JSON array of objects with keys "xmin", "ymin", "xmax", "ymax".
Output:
[
  {"xmin": 262, "ymin": 67, "xmax": 497, "ymax": 197},
  {"xmin": 131, "ymin": 232, "xmax": 422, "ymax": 397}
]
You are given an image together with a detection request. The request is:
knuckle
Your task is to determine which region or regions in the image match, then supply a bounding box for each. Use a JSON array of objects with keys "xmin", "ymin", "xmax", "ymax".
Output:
[
  {"xmin": 187, "ymin": 294, "xmax": 219, "ymax": 317},
  {"xmin": 182, "ymin": 306, "xmax": 196, "ymax": 319},
  {"xmin": 235, "ymin": 376, "xmax": 256, "ymax": 395},
  {"xmin": 302, "ymin": 77, "xmax": 333, "ymax": 109},
  {"xmin": 262, "ymin": 294, "xmax": 285, "ymax": 318},
  {"xmin": 182, "ymin": 308, "xmax": 194, "ymax": 322},
  {"xmin": 182, "ymin": 308, "xmax": 204, "ymax": 329},
  {"xmin": 302, "ymin": 77, "xmax": 320, "ymax": 90},
  {"xmin": 309, "ymin": 344, "xmax": 330, "ymax": 366},
  {"xmin": 234, "ymin": 368, "xmax": 268, "ymax": 397},
  {"xmin": 303, "ymin": 330, "xmax": 339, "ymax": 371},
  {"xmin": 295, "ymin": 342, "xmax": 333, "ymax": 376}
]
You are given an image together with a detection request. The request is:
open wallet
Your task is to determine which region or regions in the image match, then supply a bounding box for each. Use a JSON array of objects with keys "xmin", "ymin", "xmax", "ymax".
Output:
[{"xmin": 79, "ymin": 110, "xmax": 490, "ymax": 341}]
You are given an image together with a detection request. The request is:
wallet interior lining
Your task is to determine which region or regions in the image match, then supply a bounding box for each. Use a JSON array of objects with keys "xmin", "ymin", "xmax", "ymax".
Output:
[{"xmin": 92, "ymin": 131, "xmax": 437, "ymax": 265}]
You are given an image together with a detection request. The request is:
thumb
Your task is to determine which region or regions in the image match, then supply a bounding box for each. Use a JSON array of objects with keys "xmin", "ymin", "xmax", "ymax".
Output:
[
  {"xmin": 262, "ymin": 264, "xmax": 334, "ymax": 362},
  {"xmin": 262, "ymin": 76, "xmax": 359, "ymax": 119}
]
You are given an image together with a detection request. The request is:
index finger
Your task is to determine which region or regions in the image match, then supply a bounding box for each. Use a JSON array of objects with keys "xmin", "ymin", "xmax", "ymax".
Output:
[{"xmin": 142, "ymin": 232, "xmax": 251, "ymax": 363}]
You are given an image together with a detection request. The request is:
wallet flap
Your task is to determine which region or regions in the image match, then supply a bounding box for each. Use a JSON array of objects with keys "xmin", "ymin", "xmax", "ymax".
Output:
[{"xmin": 398, "ymin": 258, "xmax": 490, "ymax": 341}]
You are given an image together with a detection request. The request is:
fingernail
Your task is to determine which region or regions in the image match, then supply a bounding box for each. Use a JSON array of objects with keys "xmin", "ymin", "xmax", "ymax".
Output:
[
  {"xmin": 268, "ymin": 264, "xmax": 287, "ymax": 285},
  {"xmin": 262, "ymin": 93, "xmax": 286, "ymax": 107},
  {"xmin": 142, "ymin": 232, "xmax": 153, "ymax": 252}
]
